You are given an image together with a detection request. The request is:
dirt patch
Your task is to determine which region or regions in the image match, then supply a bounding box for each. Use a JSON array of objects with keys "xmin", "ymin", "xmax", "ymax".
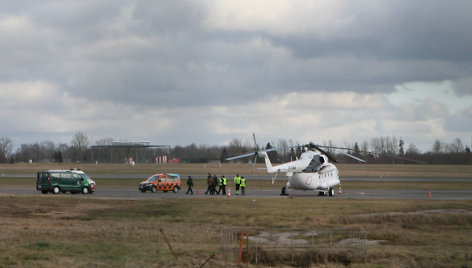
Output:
[
  {"xmin": 0, "ymin": 197, "xmax": 112, "ymax": 219},
  {"xmin": 248, "ymin": 231, "xmax": 313, "ymax": 245},
  {"xmin": 337, "ymin": 238, "xmax": 387, "ymax": 246},
  {"xmin": 355, "ymin": 209, "xmax": 472, "ymax": 217}
]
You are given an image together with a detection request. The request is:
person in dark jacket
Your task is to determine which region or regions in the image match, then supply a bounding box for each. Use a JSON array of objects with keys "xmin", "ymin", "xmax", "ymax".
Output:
[
  {"xmin": 213, "ymin": 174, "xmax": 219, "ymax": 195},
  {"xmin": 186, "ymin": 176, "xmax": 194, "ymax": 195},
  {"xmin": 205, "ymin": 173, "xmax": 214, "ymax": 195}
]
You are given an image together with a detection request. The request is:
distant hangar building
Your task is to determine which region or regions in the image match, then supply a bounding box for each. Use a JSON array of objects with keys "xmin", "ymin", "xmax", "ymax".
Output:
[{"xmin": 91, "ymin": 140, "xmax": 171, "ymax": 164}]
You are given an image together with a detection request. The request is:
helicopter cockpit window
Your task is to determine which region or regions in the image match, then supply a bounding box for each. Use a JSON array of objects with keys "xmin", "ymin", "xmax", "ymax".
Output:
[{"xmin": 303, "ymin": 156, "xmax": 322, "ymax": 172}]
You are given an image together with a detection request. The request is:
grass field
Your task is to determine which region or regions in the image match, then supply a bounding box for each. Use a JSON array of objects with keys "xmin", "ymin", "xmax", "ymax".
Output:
[
  {"xmin": 0, "ymin": 196, "xmax": 471, "ymax": 267},
  {"xmin": 1, "ymin": 163, "xmax": 471, "ymax": 267},
  {"xmin": 2, "ymin": 162, "xmax": 472, "ymax": 177}
]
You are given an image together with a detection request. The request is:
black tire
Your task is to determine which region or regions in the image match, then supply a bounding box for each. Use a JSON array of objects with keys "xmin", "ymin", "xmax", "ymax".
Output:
[
  {"xmin": 328, "ymin": 187, "xmax": 334, "ymax": 196},
  {"xmin": 281, "ymin": 187, "xmax": 288, "ymax": 196},
  {"xmin": 41, "ymin": 190, "xmax": 48, "ymax": 194},
  {"xmin": 82, "ymin": 187, "xmax": 89, "ymax": 194},
  {"xmin": 53, "ymin": 186, "xmax": 60, "ymax": 195},
  {"xmin": 172, "ymin": 186, "xmax": 180, "ymax": 193},
  {"xmin": 151, "ymin": 186, "xmax": 157, "ymax": 193}
]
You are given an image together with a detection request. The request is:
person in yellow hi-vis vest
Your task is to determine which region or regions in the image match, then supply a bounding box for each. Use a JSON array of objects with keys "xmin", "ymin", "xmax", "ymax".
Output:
[
  {"xmin": 240, "ymin": 176, "xmax": 246, "ymax": 195},
  {"xmin": 233, "ymin": 174, "xmax": 241, "ymax": 195},
  {"xmin": 221, "ymin": 175, "xmax": 227, "ymax": 195}
]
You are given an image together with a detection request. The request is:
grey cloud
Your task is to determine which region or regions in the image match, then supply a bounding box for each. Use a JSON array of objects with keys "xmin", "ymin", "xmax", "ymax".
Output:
[
  {"xmin": 452, "ymin": 78, "xmax": 472, "ymax": 96},
  {"xmin": 271, "ymin": 1, "xmax": 472, "ymax": 62},
  {"xmin": 1, "ymin": 1, "xmax": 472, "ymax": 150},
  {"xmin": 444, "ymin": 108, "xmax": 472, "ymax": 132},
  {"xmin": 3, "ymin": 0, "xmax": 472, "ymax": 109}
]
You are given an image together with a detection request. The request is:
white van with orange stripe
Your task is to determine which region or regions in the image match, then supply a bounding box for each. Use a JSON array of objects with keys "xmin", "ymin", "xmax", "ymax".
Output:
[{"xmin": 139, "ymin": 173, "xmax": 181, "ymax": 193}]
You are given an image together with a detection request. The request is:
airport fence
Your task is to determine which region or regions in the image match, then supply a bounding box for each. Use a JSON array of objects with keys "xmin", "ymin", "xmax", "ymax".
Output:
[{"xmin": 220, "ymin": 227, "xmax": 368, "ymax": 266}]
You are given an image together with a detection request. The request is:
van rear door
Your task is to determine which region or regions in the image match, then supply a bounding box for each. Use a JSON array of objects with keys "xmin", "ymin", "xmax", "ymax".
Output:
[{"xmin": 37, "ymin": 172, "xmax": 49, "ymax": 191}]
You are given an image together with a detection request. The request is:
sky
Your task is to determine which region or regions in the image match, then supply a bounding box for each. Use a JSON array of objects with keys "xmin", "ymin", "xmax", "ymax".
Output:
[{"xmin": 1, "ymin": 0, "xmax": 472, "ymax": 152}]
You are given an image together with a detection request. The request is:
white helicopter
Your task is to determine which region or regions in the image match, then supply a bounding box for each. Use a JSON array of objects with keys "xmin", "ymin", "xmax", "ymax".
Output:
[
  {"xmin": 227, "ymin": 135, "xmax": 365, "ymax": 196},
  {"xmin": 228, "ymin": 135, "xmax": 424, "ymax": 196}
]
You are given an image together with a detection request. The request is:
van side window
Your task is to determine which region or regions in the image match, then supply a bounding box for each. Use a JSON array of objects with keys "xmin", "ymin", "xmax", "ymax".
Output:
[
  {"xmin": 158, "ymin": 176, "xmax": 166, "ymax": 182},
  {"xmin": 73, "ymin": 174, "xmax": 82, "ymax": 180},
  {"xmin": 62, "ymin": 173, "xmax": 72, "ymax": 179},
  {"xmin": 50, "ymin": 172, "xmax": 61, "ymax": 179}
]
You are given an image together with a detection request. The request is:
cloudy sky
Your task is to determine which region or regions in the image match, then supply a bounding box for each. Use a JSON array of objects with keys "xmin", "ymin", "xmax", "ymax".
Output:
[{"xmin": 1, "ymin": 0, "xmax": 472, "ymax": 152}]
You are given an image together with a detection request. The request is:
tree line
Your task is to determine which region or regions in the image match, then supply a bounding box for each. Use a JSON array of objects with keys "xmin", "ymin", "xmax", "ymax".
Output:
[{"xmin": 0, "ymin": 132, "xmax": 471, "ymax": 164}]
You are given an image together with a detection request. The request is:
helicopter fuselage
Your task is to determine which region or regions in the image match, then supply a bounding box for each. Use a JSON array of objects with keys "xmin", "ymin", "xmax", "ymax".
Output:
[{"xmin": 287, "ymin": 163, "xmax": 340, "ymax": 190}]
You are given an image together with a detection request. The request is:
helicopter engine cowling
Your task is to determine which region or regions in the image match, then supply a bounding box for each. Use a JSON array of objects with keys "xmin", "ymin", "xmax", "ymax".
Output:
[{"xmin": 302, "ymin": 155, "xmax": 326, "ymax": 172}]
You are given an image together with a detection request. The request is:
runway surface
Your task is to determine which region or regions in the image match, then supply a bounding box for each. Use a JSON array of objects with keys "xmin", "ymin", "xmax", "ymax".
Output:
[
  {"xmin": 5, "ymin": 173, "xmax": 472, "ymax": 182},
  {"xmin": 2, "ymin": 173, "xmax": 472, "ymax": 200},
  {"xmin": 1, "ymin": 187, "xmax": 472, "ymax": 200}
]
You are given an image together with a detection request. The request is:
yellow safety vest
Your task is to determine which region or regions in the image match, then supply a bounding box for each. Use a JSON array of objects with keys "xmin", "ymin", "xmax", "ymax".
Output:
[
  {"xmin": 240, "ymin": 178, "xmax": 246, "ymax": 187},
  {"xmin": 234, "ymin": 176, "xmax": 241, "ymax": 184}
]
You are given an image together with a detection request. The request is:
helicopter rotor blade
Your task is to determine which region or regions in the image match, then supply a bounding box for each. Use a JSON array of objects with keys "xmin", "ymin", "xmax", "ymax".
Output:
[
  {"xmin": 315, "ymin": 144, "xmax": 425, "ymax": 164},
  {"xmin": 226, "ymin": 148, "xmax": 277, "ymax": 161},
  {"xmin": 341, "ymin": 152, "xmax": 366, "ymax": 163},
  {"xmin": 226, "ymin": 152, "xmax": 258, "ymax": 161},
  {"xmin": 309, "ymin": 143, "xmax": 338, "ymax": 163}
]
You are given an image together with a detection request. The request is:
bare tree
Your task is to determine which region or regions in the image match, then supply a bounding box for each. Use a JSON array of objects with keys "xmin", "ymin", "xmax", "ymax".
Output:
[
  {"xmin": 71, "ymin": 131, "xmax": 89, "ymax": 161},
  {"xmin": 361, "ymin": 141, "xmax": 369, "ymax": 156},
  {"xmin": 448, "ymin": 138, "xmax": 464, "ymax": 153},
  {"xmin": 0, "ymin": 137, "xmax": 14, "ymax": 161},
  {"xmin": 40, "ymin": 140, "xmax": 56, "ymax": 161},
  {"xmin": 71, "ymin": 131, "xmax": 89, "ymax": 150},
  {"xmin": 406, "ymin": 143, "xmax": 420, "ymax": 155},
  {"xmin": 432, "ymin": 139, "xmax": 443, "ymax": 154}
]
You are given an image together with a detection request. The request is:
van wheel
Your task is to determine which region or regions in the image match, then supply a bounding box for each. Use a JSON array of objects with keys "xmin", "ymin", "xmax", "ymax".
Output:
[
  {"xmin": 53, "ymin": 186, "xmax": 60, "ymax": 194},
  {"xmin": 151, "ymin": 186, "xmax": 157, "ymax": 193},
  {"xmin": 41, "ymin": 190, "xmax": 48, "ymax": 194},
  {"xmin": 82, "ymin": 187, "xmax": 89, "ymax": 194},
  {"xmin": 173, "ymin": 186, "xmax": 180, "ymax": 193}
]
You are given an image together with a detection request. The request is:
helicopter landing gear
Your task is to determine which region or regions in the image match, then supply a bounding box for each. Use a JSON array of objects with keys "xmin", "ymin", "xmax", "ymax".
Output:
[
  {"xmin": 328, "ymin": 187, "xmax": 334, "ymax": 196},
  {"xmin": 318, "ymin": 188, "xmax": 335, "ymax": 196},
  {"xmin": 281, "ymin": 187, "xmax": 288, "ymax": 196}
]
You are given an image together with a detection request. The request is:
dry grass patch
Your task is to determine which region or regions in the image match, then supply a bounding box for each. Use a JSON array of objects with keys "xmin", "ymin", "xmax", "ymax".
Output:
[
  {"xmin": 0, "ymin": 196, "xmax": 471, "ymax": 267},
  {"xmin": 2, "ymin": 163, "xmax": 472, "ymax": 178}
]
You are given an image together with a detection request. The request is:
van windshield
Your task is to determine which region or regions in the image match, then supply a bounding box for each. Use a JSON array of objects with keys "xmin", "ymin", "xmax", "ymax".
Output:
[
  {"xmin": 146, "ymin": 176, "xmax": 158, "ymax": 182},
  {"xmin": 80, "ymin": 174, "xmax": 93, "ymax": 183}
]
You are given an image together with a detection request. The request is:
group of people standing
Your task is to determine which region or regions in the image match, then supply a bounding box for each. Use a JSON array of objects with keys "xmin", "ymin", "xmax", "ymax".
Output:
[{"xmin": 185, "ymin": 173, "xmax": 247, "ymax": 195}]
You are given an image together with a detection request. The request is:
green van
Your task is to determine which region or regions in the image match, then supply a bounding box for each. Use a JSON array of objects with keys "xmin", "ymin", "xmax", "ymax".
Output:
[{"xmin": 37, "ymin": 169, "xmax": 96, "ymax": 194}]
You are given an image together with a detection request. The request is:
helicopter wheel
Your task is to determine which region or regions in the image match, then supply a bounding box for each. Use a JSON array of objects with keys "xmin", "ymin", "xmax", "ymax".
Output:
[
  {"xmin": 328, "ymin": 187, "xmax": 334, "ymax": 196},
  {"xmin": 281, "ymin": 187, "xmax": 288, "ymax": 196}
]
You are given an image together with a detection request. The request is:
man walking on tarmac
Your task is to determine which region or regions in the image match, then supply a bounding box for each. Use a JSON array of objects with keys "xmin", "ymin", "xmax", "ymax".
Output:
[
  {"xmin": 233, "ymin": 173, "xmax": 241, "ymax": 195},
  {"xmin": 213, "ymin": 174, "xmax": 219, "ymax": 195},
  {"xmin": 205, "ymin": 173, "xmax": 214, "ymax": 195},
  {"xmin": 240, "ymin": 176, "xmax": 246, "ymax": 195},
  {"xmin": 186, "ymin": 176, "xmax": 194, "ymax": 195}
]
